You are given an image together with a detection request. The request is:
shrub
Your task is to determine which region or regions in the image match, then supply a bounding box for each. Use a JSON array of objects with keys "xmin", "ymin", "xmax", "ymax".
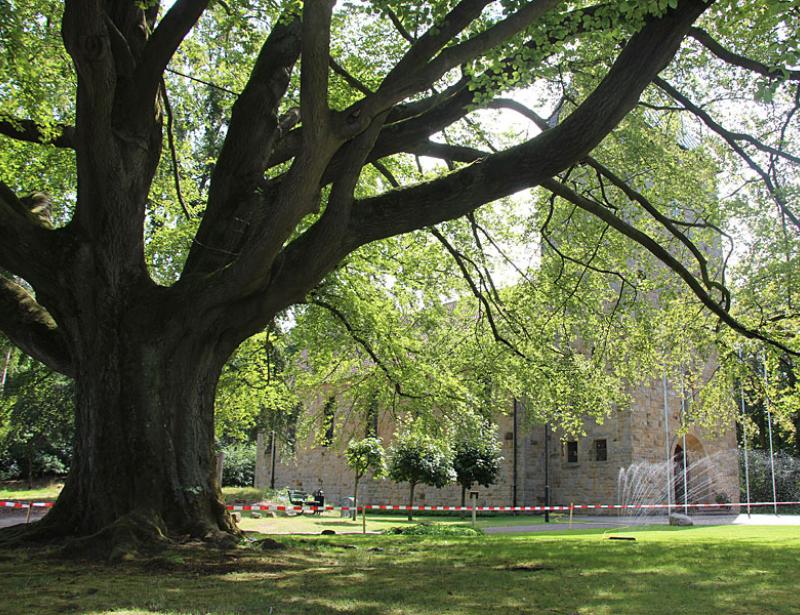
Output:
[
  {"xmin": 220, "ymin": 442, "xmax": 256, "ymax": 487},
  {"xmin": 382, "ymin": 523, "xmax": 483, "ymax": 536}
]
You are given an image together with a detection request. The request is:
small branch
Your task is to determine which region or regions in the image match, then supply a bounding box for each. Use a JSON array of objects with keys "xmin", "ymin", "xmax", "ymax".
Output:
[
  {"xmin": 308, "ymin": 297, "xmax": 424, "ymax": 400},
  {"xmin": 430, "ymin": 226, "xmax": 526, "ymax": 359},
  {"xmin": 688, "ymin": 27, "xmax": 800, "ymax": 82},
  {"xmin": 161, "ymin": 81, "xmax": 191, "ymax": 220},
  {"xmin": 329, "ymin": 58, "xmax": 372, "ymax": 96},
  {"xmin": 654, "ymin": 76, "xmax": 800, "ymax": 230},
  {"xmin": 543, "ymin": 177, "xmax": 799, "ymax": 356},
  {"xmin": 384, "ymin": 7, "xmax": 415, "ymax": 43}
]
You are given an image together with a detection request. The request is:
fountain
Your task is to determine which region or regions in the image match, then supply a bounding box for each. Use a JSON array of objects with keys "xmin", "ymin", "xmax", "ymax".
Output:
[{"xmin": 616, "ymin": 449, "xmax": 740, "ymax": 522}]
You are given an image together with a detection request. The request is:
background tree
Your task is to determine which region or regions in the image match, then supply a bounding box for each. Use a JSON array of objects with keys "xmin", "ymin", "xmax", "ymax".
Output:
[
  {"xmin": 0, "ymin": 0, "xmax": 798, "ymax": 551},
  {"xmin": 344, "ymin": 436, "xmax": 386, "ymax": 519},
  {"xmin": 0, "ymin": 350, "xmax": 74, "ymax": 487},
  {"xmin": 453, "ymin": 431, "xmax": 503, "ymax": 511},
  {"xmin": 388, "ymin": 431, "xmax": 455, "ymax": 521}
]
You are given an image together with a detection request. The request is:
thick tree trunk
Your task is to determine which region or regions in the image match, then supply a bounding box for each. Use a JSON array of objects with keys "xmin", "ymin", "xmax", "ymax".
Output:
[{"xmin": 30, "ymin": 326, "xmax": 237, "ymax": 548}]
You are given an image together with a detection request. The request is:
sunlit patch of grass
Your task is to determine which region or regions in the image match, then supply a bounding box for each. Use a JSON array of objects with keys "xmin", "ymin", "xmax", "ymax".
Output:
[
  {"xmin": 0, "ymin": 480, "xmax": 63, "ymax": 500},
  {"xmin": 2, "ymin": 526, "xmax": 799, "ymax": 614}
]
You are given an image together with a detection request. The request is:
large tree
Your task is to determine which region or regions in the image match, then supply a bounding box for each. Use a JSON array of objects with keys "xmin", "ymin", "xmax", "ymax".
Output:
[{"xmin": 0, "ymin": 0, "xmax": 797, "ymax": 548}]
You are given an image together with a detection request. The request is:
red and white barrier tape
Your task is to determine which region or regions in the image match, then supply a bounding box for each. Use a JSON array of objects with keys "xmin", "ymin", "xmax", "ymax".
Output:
[
  {"xmin": 3, "ymin": 499, "xmax": 799, "ymax": 513},
  {"xmin": 1, "ymin": 500, "xmax": 54, "ymax": 509},
  {"xmin": 223, "ymin": 501, "xmax": 800, "ymax": 513}
]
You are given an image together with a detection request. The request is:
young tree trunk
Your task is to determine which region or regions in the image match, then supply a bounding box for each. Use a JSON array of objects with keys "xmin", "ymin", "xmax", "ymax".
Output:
[
  {"xmin": 407, "ymin": 482, "xmax": 415, "ymax": 522},
  {"xmin": 460, "ymin": 484, "xmax": 467, "ymax": 519},
  {"xmin": 352, "ymin": 474, "xmax": 360, "ymax": 521},
  {"xmin": 26, "ymin": 444, "xmax": 33, "ymax": 490}
]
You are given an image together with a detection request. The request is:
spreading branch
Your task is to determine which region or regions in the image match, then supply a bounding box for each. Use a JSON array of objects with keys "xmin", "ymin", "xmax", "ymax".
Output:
[
  {"xmin": 0, "ymin": 277, "xmax": 73, "ymax": 377},
  {"xmin": 654, "ymin": 76, "xmax": 800, "ymax": 230},
  {"xmin": 344, "ymin": 0, "xmax": 710, "ymax": 250},
  {"xmin": 0, "ymin": 118, "xmax": 75, "ymax": 149}
]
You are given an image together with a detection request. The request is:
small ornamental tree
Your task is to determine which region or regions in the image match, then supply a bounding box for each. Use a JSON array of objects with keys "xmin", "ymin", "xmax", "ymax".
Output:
[
  {"xmin": 344, "ymin": 436, "xmax": 386, "ymax": 519},
  {"xmin": 453, "ymin": 436, "xmax": 503, "ymax": 511},
  {"xmin": 388, "ymin": 433, "xmax": 455, "ymax": 521}
]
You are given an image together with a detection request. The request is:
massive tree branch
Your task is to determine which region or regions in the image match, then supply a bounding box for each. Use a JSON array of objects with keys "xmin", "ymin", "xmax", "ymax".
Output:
[
  {"xmin": 301, "ymin": 1, "xmax": 335, "ymax": 143},
  {"xmin": 0, "ymin": 277, "xmax": 73, "ymax": 376},
  {"xmin": 0, "ymin": 182, "xmax": 62, "ymax": 288},
  {"xmin": 0, "ymin": 118, "xmax": 75, "ymax": 149},
  {"xmin": 345, "ymin": 0, "xmax": 711, "ymax": 249},
  {"xmin": 183, "ymin": 17, "xmax": 302, "ymax": 276},
  {"xmin": 345, "ymin": 0, "xmax": 558, "ymax": 136},
  {"xmin": 228, "ymin": 0, "xmax": 712, "ymax": 339}
]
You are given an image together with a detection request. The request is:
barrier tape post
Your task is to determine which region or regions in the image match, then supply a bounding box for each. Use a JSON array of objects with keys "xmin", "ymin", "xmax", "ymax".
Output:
[
  {"xmin": 569, "ymin": 502, "xmax": 574, "ymax": 529},
  {"xmin": 362, "ymin": 502, "xmax": 366, "ymax": 534},
  {"xmin": 25, "ymin": 501, "xmax": 33, "ymax": 525}
]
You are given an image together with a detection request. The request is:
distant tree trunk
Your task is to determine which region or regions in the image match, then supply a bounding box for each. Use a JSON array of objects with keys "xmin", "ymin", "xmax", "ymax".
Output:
[
  {"xmin": 460, "ymin": 484, "xmax": 467, "ymax": 519},
  {"xmin": 353, "ymin": 473, "xmax": 360, "ymax": 521},
  {"xmin": 26, "ymin": 443, "xmax": 33, "ymax": 490},
  {"xmin": 408, "ymin": 482, "xmax": 416, "ymax": 522}
]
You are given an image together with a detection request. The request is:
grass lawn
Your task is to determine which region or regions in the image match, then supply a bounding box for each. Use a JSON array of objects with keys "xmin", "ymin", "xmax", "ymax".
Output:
[
  {"xmin": 1, "ymin": 525, "xmax": 798, "ymax": 614},
  {"xmin": 0, "ymin": 481, "xmax": 63, "ymax": 501},
  {"xmin": 237, "ymin": 510, "xmax": 552, "ymax": 534}
]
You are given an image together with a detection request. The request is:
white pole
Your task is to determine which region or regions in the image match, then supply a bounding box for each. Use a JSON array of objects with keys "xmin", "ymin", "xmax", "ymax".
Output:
[
  {"xmin": 763, "ymin": 354, "xmax": 778, "ymax": 515},
  {"xmin": 662, "ymin": 371, "xmax": 673, "ymax": 515},
  {"xmin": 680, "ymin": 382, "xmax": 689, "ymax": 515},
  {"xmin": 738, "ymin": 349, "xmax": 751, "ymax": 517}
]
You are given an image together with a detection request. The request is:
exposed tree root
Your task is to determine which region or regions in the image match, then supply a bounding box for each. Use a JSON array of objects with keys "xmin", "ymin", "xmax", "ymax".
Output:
[{"xmin": 0, "ymin": 509, "xmax": 243, "ymax": 561}]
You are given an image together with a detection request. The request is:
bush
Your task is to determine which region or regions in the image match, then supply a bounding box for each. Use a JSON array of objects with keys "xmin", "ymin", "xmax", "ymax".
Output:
[
  {"xmin": 382, "ymin": 523, "xmax": 483, "ymax": 536},
  {"xmin": 220, "ymin": 442, "xmax": 256, "ymax": 487}
]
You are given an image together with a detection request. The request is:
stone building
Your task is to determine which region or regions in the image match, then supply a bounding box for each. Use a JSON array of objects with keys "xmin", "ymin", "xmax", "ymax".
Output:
[{"xmin": 255, "ymin": 374, "xmax": 740, "ymax": 511}]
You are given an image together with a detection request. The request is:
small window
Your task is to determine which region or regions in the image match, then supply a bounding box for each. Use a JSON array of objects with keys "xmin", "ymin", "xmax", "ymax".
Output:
[
  {"xmin": 567, "ymin": 441, "xmax": 578, "ymax": 463},
  {"xmin": 322, "ymin": 396, "xmax": 335, "ymax": 447},
  {"xmin": 594, "ymin": 439, "xmax": 607, "ymax": 462}
]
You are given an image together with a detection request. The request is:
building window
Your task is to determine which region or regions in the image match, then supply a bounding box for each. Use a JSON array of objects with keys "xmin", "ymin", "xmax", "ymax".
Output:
[
  {"xmin": 566, "ymin": 441, "xmax": 578, "ymax": 463},
  {"xmin": 321, "ymin": 396, "xmax": 335, "ymax": 446},
  {"xmin": 286, "ymin": 403, "xmax": 301, "ymax": 455},
  {"xmin": 594, "ymin": 439, "xmax": 607, "ymax": 461},
  {"xmin": 365, "ymin": 394, "xmax": 379, "ymax": 438}
]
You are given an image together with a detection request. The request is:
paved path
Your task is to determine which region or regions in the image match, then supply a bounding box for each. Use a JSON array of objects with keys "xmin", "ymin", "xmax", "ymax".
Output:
[
  {"xmin": 0, "ymin": 510, "xmax": 47, "ymax": 529},
  {"xmin": 485, "ymin": 514, "xmax": 800, "ymax": 534}
]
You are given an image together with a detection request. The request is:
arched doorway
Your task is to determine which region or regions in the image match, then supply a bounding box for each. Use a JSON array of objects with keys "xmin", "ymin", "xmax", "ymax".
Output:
[{"xmin": 673, "ymin": 435, "xmax": 707, "ymax": 506}]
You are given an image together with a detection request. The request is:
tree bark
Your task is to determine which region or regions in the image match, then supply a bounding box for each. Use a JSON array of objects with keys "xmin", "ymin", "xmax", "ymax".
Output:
[
  {"xmin": 26, "ymin": 322, "xmax": 237, "ymax": 548},
  {"xmin": 408, "ymin": 482, "xmax": 415, "ymax": 522}
]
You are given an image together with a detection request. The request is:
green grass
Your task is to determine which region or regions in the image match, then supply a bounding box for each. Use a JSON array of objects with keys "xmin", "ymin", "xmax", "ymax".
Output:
[
  {"xmin": 1, "ymin": 525, "xmax": 798, "ymax": 614},
  {"xmin": 0, "ymin": 480, "xmax": 63, "ymax": 500},
  {"xmin": 237, "ymin": 510, "xmax": 550, "ymax": 534}
]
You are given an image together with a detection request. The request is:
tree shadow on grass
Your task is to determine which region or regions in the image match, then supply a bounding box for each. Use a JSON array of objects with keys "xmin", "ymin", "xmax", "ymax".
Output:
[{"xmin": 2, "ymin": 528, "xmax": 799, "ymax": 614}]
